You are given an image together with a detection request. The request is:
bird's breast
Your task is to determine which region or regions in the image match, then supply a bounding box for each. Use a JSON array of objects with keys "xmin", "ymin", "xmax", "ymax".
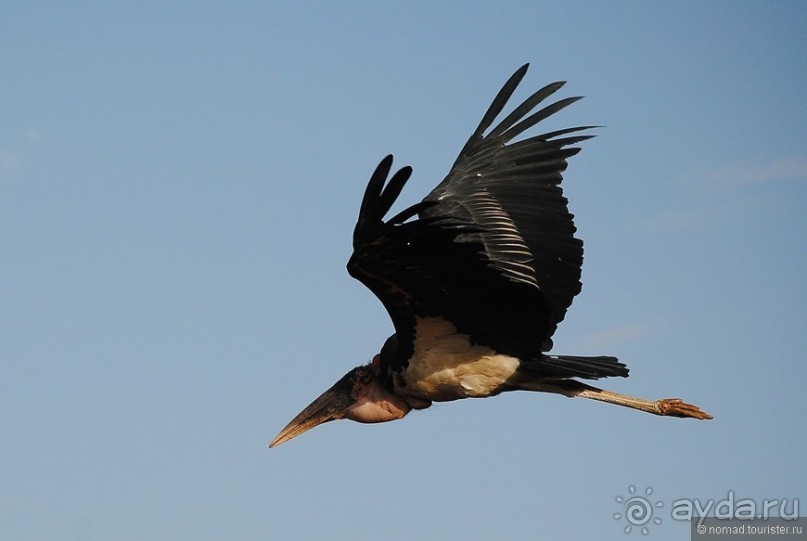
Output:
[{"xmin": 395, "ymin": 317, "xmax": 521, "ymax": 402}]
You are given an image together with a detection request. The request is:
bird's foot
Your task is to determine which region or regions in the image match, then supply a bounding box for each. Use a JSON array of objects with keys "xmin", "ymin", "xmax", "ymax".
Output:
[{"xmin": 654, "ymin": 398, "xmax": 713, "ymax": 420}]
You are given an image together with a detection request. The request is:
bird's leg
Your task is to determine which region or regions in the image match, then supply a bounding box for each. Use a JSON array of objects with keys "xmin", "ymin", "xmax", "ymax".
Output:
[{"xmin": 525, "ymin": 379, "xmax": 713, "ymax": 419}]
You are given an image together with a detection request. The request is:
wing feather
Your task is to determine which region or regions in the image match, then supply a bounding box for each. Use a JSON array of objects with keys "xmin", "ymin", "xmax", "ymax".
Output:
[{"xmin": 349, "ymin": 64, "xmax": 593, "ymax": 366}]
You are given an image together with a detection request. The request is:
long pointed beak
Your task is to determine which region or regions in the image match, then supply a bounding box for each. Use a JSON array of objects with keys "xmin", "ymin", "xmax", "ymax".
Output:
[{"xmin": 269, "ymin": 383, "xmax": 354, "ymax": 448}]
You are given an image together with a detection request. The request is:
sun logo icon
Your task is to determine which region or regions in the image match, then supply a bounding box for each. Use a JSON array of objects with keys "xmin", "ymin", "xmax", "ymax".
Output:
[{"xmin": 614, "ymin": 485, "xmax": 663, "ymax": 535}]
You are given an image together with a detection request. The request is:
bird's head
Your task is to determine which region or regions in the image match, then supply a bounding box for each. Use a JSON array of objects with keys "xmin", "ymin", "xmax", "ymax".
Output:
[{"xmin": 269, "ymin": 355, "xmax": 416, "ymax": 448}]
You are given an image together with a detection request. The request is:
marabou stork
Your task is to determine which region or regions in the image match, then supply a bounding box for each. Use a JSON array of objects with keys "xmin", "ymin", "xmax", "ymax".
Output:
[{"xmin": 270, "ymin": 64, "xmax": 711, "ymax": 448}]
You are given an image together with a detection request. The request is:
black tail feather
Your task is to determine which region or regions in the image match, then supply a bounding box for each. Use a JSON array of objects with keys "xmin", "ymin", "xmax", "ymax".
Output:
[{"xmin": 520, "ymin": 355, "xmax": 629, "ymax": 380}]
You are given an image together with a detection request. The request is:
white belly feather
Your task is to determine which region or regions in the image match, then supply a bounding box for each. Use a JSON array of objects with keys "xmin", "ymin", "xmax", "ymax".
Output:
[{"xmin": 398, "ymin": 317, "xmax": 521, "ymax": 401}]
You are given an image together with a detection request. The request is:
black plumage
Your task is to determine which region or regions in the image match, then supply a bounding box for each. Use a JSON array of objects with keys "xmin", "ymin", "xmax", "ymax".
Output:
[{"xmin": 348, "ymin": 64, "xmax": 623, "ymax": 378}]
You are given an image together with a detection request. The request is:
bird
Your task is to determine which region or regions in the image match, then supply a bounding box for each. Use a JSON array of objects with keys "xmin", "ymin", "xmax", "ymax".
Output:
[{"xmin": 269, "ymin": 64, "xmax": 712, "ymax": 448}]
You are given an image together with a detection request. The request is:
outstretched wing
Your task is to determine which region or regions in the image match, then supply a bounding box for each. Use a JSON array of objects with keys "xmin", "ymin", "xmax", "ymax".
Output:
[{"xmin": 348, "ymin": 64, "xmax": 592, "ymax": 366}]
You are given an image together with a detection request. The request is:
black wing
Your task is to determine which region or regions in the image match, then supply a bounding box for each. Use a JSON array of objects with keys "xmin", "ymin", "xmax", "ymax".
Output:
[{"xmin": 348, "ymin": 64, "xmax": 592, "ymax": 367}]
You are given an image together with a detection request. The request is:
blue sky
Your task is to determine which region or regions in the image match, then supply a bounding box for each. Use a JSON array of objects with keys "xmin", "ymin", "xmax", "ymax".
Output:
[{"xmin": 2, "ymin": 2, "xmax": 805, "ymax": 540}]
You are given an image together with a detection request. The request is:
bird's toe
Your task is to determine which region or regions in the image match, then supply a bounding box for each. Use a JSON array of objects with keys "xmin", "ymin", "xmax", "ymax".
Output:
[{"xmin": 655, "ymin": 398, "xmax": 713, "ymax": 420}]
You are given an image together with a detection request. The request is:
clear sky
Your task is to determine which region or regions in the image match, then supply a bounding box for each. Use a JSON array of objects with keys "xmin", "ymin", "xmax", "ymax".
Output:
[{"xmin": 2, "ymin": 2, "xmax": 805, "ymax": 540}]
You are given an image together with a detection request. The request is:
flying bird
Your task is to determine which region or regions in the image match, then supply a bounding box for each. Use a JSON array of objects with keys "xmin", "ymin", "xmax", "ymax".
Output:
[{"xmin": 270, "ymin": 64, "xmax": 711, "ymax": 448}]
